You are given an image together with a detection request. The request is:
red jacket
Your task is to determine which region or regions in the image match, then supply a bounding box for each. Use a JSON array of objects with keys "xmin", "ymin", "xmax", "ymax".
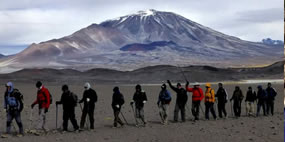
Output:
[
  {"xmin": 186, "ymin": 87, "xmax": 204, "ymax": 101},
  {"xmin": 32, "ymin": 86, "xmax": 51, "ymax": 109}
]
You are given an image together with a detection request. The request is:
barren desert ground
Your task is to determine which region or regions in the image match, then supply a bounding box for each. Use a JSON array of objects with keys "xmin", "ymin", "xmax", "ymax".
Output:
[{"xmin": 0, "ymin": 82, "xmax": 283, "ymax": 142}]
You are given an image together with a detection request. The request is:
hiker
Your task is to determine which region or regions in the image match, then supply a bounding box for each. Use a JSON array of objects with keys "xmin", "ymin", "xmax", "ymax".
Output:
[
  {"xmin": 204, "ymin": 83, "xmax": 217, "ymax": 120},
  {"xmin": 31, "ymin": 81, "xmax": 51, "ymax": 131},
  {"xmin": 56, "ymin": 85, "xmax": 79, "ymax": 132},
  {"xmin": 245, "ymin": 86, "xmax": 257, "ymax": 116},
  {"xmin": 266, "ymin": 83, "xmax": 277, "ymax": 116},
  {"xmin": 111, "ymin": 87, "xmax": 125, "ymax": 128},
  {"xmin": 157, "ymin": 84, "xmax": 172, "ymax": 125},
  {"xmin": 79, "ymin": 83, "xmax": 98, "ymax": 130},
  {"xmin": 186, "ymin": 81, "xmax": 204, "ymax": 121},
  {"xmin": 130, "ymin": 84, "xmax": 147, "ymax": 126},
  {"xmin": 230, "ymin": 86, "xmax": 244, "ymax": 117},
  {"xmin": 4, "ymin": 82, "xmax": 24, "ymax": 135},
  {"xmin": 167, "ymin": 80, "xmax": 188, "ymax": 122},
  {"xmin": 215, "ymin": 83, "xmax": 228, "ymax": 118},
  {"xmin": 256, "ymin": 85, "xmax": 267, "ymax": 116}
]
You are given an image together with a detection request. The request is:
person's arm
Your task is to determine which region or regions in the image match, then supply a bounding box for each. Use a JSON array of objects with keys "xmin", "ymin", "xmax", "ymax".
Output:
[
  {"xmin": 167, "ymin": 80, "xmax": 178, "ymax": 92},
  {"xmin": 4, "ymin": 94, "xmax": 7, "ymax": 109},
  {"xmin": 79, "ymin": 91, "xmax": 86, "ymax": 103},
  {"xmin": 94, "ymin": 90, "xmax": 98, "ymax": 103},
  {"xmin": 57, "ymin": 93, "xmax": 64, "ymax": 105}
]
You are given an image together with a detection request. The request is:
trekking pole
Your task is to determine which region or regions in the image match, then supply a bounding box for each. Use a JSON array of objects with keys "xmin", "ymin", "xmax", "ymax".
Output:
[
  {"xmin": 28, "ymin": 108, "xmax": 34, "ymax": 131},
  {"xmin": 56, "ymin": 104, "xmax": 58, "ymax": 129},
  {"xmin": 230, "ymin": 101, "xmax": 233, "ymax": 117},
  {"xmin": 120, "ymin": 111, "xmax": 129, "ymax": 125},
  {"xmin": 130, "ymin": 104, "xmax": 139, "ymax": 126},
  {"xmin": 177, "ymin": 64, "xmax": 188, "ymax": 81}
]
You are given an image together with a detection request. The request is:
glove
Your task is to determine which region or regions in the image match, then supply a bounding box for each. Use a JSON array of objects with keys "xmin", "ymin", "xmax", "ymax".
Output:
[
  {"xmin": 44, "ymin": 108, "xmax": 48, "ymax": 113},
  {"xmin": 143, "ymin": 101, "xmax": 147, "ymax": 104},
  {"xmin": 167, "ymin": 80, "xmax": 170, "ymax": 84},
  {"xmin": 115, "ymin": 105, "xmax": 120, "ymax": 108},
  {"xmin": 87, "ymin": 98, "xmax": 90, "ymax": 102},
  {"xmin": 186, "ymin": 81, "xmax": 189, "ymax": 87},
  {"xmin": 225, "ymin": 100, "xmax": 228, "ymax": 103},
  {"xmin": 31, "ymin": 104, "xmax": 35, "ymax": 109},
  {"xmin": 130, "ymin": 102, "xmax": 134, "ymax": 105},
  {"xmin": 4, "ymin": 108, "xmax": 7, "ymax": 113},
  {"xmin": 157, "ymin": 101, "xmax": 160, "ymax": 106}
]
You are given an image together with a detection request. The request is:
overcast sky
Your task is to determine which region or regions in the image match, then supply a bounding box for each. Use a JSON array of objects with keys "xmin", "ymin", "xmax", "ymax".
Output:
[{"xmin": 0, "ymin": 0, "xmax": 283, "ymax": 55}]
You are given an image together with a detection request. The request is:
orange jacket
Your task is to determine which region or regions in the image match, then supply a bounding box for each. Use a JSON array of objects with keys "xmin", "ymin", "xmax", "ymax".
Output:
[{"xmin": 204, "ymin": 88, "xmax": 215, "ymax": 103}]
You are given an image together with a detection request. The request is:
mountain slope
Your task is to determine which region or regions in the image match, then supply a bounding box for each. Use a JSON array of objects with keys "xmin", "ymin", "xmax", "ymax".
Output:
[{"xmin": 0, "ymin": 9, "xmax": 283, "ymax": 73}]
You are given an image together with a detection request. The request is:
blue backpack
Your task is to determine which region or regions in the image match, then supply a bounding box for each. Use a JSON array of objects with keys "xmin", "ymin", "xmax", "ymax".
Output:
[{"xmin": 7, "ymin": 96, "xmax": 18, "ymax": 107}]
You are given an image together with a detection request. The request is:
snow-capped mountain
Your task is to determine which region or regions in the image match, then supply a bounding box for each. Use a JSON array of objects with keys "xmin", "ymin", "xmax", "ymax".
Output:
[{"xmin": 0, "ymin": 9, "xmax": 283, "ymax": 73}]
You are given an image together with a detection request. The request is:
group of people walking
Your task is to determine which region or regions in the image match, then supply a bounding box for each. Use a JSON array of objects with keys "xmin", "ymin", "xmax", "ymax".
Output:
[{"xmin": 2, "ymin": 80, "xmax": 277, "ymax": 137}]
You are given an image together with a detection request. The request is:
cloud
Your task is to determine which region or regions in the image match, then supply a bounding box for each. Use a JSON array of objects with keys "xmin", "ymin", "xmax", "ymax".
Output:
[{"xmin": 0, "ymin": 0, "xmax": 283, "ymax": 55}]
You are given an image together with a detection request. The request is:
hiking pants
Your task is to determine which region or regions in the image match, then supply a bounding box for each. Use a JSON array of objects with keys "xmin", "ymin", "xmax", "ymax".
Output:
[
  {"xmin": 37, "ymin": 108, "xmax": 47, "ymax": 130},
  {"xmin": 113, "ymin": 109, "xmax": 124, "ymax": 127},
  {"xmin": 159, "ymin": 103, "xmax": 169, "ymax": 123},
  {"xmin": 80, "ymin": 105, "xmax": 95, "ymax": 129},
  {"xmin": 174, "ymin": 103, "xmax": 186, "ymax": 122},
  {"xmin": 205, "ymin": 102, "xmax": 217, "ymax": 120},
  {"xmin": 218, "ymin": 102, "xmax": 227, "ymax": 118},
  {"xmin": 6, "ymin": 109, "xmax": 23, "ymax": 134},
  {"xmin": 135, "ymin": 107, "xmax": 145, "ymax": 123},
  {"xmin": 257, "ymin": 101, "xmax": 267, "ymax": 116},
  {"xmin": 63, "ymin": 108, "xmax": 79, "ymax": 131},
  {"xmin": 246, "ymin": 101, "xmax": 255, "ymax": 116},
  {"xmin": 191, "ymin": 101, "xmax": 200, "ymax": 120},
  {"xmin": 266, "ymin": 100, "xmax": 274, "ymax": 116},
  {"xmin": 233, "ymin": 101, "xmax": 241, "ymax": 117}
]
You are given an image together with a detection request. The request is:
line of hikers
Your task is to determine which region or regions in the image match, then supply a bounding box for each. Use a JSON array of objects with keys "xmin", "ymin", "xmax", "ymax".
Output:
[{"xmin": 2, "ymin": 81, "xmax": 277, "ymax": 136}]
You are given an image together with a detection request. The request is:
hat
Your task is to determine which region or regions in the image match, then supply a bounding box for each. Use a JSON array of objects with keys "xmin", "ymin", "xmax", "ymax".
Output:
[
  {"xmin": 6, "ymin": 82, "xmax": 13, "ymax": 87},
  {"xmin": 205, "ymin": 83, "xmax": 211, "ymax": 88},
  {"xmin": 84, "ymin": 82, "xmax": 91, "ymax": 90},
  {"xmin": 193, "ymin": 82, "xmax": 200, "ymax": 86},
  {"xmin": 62, "ymin": 84, "xmax": 69, "ymax": 91},
  {"xmin": 136, "ymin": 84, "xmax": 141, "ymax": 90},
  {"xmin": 36, "ymin": 81, "xmax": 42, "ymax": 88}
]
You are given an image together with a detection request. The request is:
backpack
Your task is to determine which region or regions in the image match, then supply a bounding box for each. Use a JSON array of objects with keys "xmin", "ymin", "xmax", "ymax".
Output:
[
  {"xmin": 6, "ymin": 89, "xmax": 22, "ymax": 108},
  {"xmin": 43, "ymin": 90, "xmax": 53, "ymax": 105},
  {"xmin": 70, "ymin": 92, "xmax": 78, "ymax": 106}
]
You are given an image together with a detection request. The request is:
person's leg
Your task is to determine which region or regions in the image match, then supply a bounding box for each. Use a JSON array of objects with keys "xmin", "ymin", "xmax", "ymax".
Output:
[
  {"xmin": 256, "ymin": 103, "xmax": 261, "ymax": 116},
  {"xmin": 14, "ymin": 111, "xmax": 24, "ymax": 134},
  {"xmin": 233, "ymin": 102, "xmax": 238, "ymax": 117},
  {"xmin": 6, "ymin": 111, "xmax": 13, "ymax": 134},
  {"xmin": 173, "ymin": 103, "xmax": 179, "ymax": 122},
  {"xmin": 210, "ymin": 103, "xmax": 217, "ymax": 119},
  {"xmin": 164, "ymin": 104, "xmax": 169, "ymax": 124},
  {"xmin": 205, "ymin": 102, "xmax": 210, "ymax": 120},
  {"xmin": 218, "ymin": 103, "xmax": 223, "ymax": 118},
  {"xmin": 222, "ymin": 103, "xmax": 227, "ymax": 117},
  {"xmin": 181, "ymin": 104, "xmax": 186, "ymax": 122},
  {"xmin": 140, "ymin": 108, "xmax": 146, "ymax": 124},
  {"xmin": 80, "ymin": 108, "xmax": 88, "ymax": 129},
  {"xmin": 62, "ymin": 110, "xmax": 69, "ymax": 131},
  {"xmin": 38, "ymin": 109, "xmax": 46, "ymax": 130},
  {"xmin": 262, "ymin": 102, "xmax": 267, "ymax": 116},
  {"xmin": 271, "ymin": 100, "xmax": 274, "ymax": 116},
  {"xmin": 116, "ymin": 109, "xmax": 124, "ymax": 126},
  {"xmin": 69, "ymin": 108, "xmax": 79, "ymax": 130},
  {"xmin": 88, "ymin": 106, "xmax": 95, "ymax": 129},
  {"xmin": 196, "ymin": 101, "xmax": 200, "ymax": 120},
  {"xmin": 246, "ymin": 102, "xmax": 250, "ymax": 116}
]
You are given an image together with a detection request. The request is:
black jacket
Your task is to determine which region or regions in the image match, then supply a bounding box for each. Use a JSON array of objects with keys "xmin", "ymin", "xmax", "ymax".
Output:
[
  {"xmin": 112, "ymin": 91, "xmax": 125, "ymax": 110},
  {"xmin": 257, "ymin": 89, "xmax": 267, "ymax": 102},
  {"xmin": 133, "ymin": 91, "xmax": 147, "ymax": 108},
  {"xmin": 216, "ymin": 87, "xmax": 228, "ymax": 104},
  {"xmin": 57, "ymin": 91, "xmax": 77, "ymax": 110},
  {"xmin": 168, "ymin": 82, "xmax": 187, "ymax": 105},
  {"xmin": 79, "ymin": 88, "xmax": 98, "ymax": 107},
  {"xmin": 266, "ymin": 87, "xmax": 277, "ymax": 100},
  {"xmin": 245, "ymin": 90, "xmax": 256, "ymax": 102},
  {"xmin": 231, "ymin": 90, "xmax": 244, "ymax": 103}
]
